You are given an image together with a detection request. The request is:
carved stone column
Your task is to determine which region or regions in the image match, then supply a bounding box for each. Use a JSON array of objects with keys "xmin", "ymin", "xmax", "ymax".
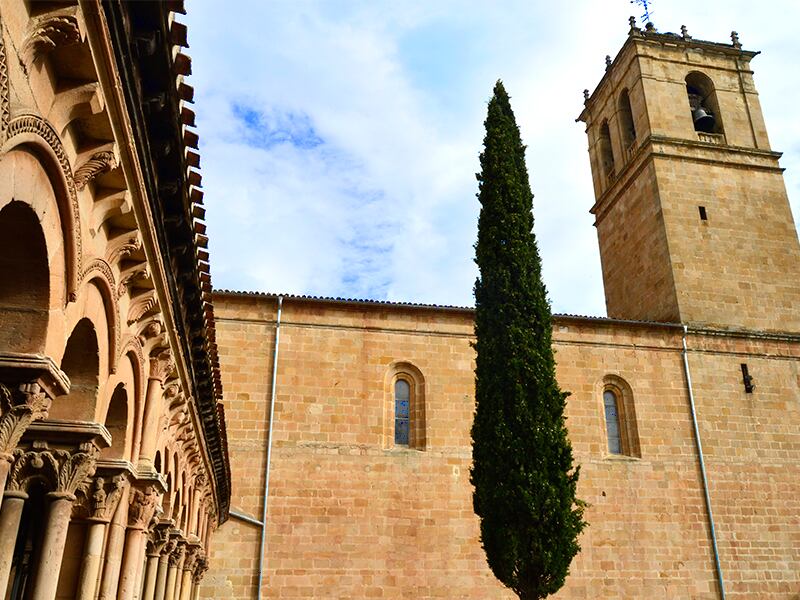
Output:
[
  {"xmin": 0, "ymin": 354, "xmax": 69, "ymax": 505},
  {"xmin": 117, "ymin": 482, "xmax": 161, "ymax": 600},
  {"xmin": 189, "ymin": 555, "xmax": 207, "ymax": 600},
  {"xmin": 142, "ymin": 523, "xmax": 170, "ymax": 600},
  {"xmin": 137, "ymin": 351, "xmax": 173, "ymax": 473},
  {"xmin": 98, "ymin": 485, "xmax": 130, "ymax": 599},
  {"xmin": 177, "ymin": 545, "xmax": 199, "ymax": 600},
  {"xmin": 5, "ymin": 420, "xmax": 109, "ymax": 600},
  {"xmin": 75, "ymin": 468, "xmax": 129, "ymax": 600},
  {"xmin": 154, "ymin": 536, "xmax": 177, "ymax": 600},
  {"xmin": 164, "ymin": 540, "xmax": 185, "ymax": 600}
]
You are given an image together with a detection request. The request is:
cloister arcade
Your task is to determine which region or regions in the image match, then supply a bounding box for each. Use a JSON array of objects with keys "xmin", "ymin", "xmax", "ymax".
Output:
[{"xmin": 0, "ymin": 1, "xmax": 229, "ymax": 599}]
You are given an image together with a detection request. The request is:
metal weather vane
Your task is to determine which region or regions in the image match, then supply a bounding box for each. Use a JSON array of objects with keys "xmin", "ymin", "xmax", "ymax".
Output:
[{"xmin": 630, "ymin": 0, "xmax": 654, "ymax": 25}]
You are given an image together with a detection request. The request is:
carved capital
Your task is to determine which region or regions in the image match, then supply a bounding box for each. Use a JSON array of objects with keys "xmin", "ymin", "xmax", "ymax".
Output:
[
  {"xmin": 161, "ymin": 538, "xmax": 177, "ymax": 558},
  {"xmin": 88, "ymin": 473, "xmax": 127, "ymax": 521},
  {"xmin": 148, "ymin": 350, "xmax": 174, "ymax": 384},
  {"xmin": 128, "ymin": 484, "xmax": 160, "ymax": 529},
  {"xmin": 0, "ymin": 382, "xmax": 52, "ymax": 458},
  {"xmin": 7, "ymin": 441, "xmax": 98, "ymax": 497},
  {"xmin": 168, "ymin": 542, "xmax": 186, "ymax": 567},
  {"xmin": 182, "ymin": 547, "xmax": 200, "ymax": 572},
  {"xmin": 147, "ymin": 522, "xmax": 172, "ymax": 557},
  {"xmin": 192, "ymin": 556, "xmax": 208, "ymax": 583}
]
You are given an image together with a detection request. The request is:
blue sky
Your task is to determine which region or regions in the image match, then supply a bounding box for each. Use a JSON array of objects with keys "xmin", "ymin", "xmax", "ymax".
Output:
[{"xmin": 185, "ymin": 1, "xmax": 800, "ymax": 316}]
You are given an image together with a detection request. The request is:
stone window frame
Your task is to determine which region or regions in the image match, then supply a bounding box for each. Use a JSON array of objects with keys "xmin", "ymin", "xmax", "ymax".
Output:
[
  {"xmin": 384, "ymin": 362, "xmax": 426, "ymax": 451},
  {"xmin": 598, "ymin": 374, "xmax": 641, "ymax": 459}
]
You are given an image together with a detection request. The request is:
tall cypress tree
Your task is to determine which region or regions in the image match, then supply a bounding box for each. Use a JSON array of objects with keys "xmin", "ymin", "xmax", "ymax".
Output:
[{"xmin": 471, "ymin": 81, "xmax": 586, "ymax": 599}]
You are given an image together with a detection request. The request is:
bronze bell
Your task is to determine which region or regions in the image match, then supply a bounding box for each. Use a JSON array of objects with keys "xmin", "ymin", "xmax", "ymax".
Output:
[{"xmin": 692, "ymin": 106, "xmax": 716, "ymax": 133}]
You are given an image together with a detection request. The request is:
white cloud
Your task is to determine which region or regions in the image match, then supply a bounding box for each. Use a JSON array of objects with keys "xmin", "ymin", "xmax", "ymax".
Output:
[{"xmin": 185, "ymin": 0, "xmax": 800, "ymax": 317}]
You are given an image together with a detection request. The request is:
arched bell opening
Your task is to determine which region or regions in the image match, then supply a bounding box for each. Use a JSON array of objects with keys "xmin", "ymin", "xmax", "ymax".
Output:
[
  {"xmin": 686, "ymin": 71, "xmax": 724, "ymax": 135},
  {"xmin": 51, "ymin": 318, "xmax": 100, "ymax": 421},
  {"xmin": 599, "ymin": 120, "xmax": 615, "ymax": 181},
  {"xmin": 102, "ymin": 383, "xmax": 130, "ymax": 460},
  {"xmin": 0, "ymin": 201, "xmax": 50, "ymax": 354},
  {"xmin": 618, "ymin": 89, "xmax": 636, "ymax": 149}
]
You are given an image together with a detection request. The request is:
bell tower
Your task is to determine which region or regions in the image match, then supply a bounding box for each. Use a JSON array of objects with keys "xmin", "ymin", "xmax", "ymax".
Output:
[{"xmin": 578, "ymin": 20, "xmax": 800, "ymax": 332}]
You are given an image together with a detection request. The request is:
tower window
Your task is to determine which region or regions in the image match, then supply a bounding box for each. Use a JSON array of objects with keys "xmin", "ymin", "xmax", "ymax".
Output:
[
  {"xmin": 686, "ymin": 72, "xmax": 724, "ymax": 136},
  {"xmin": 699, "ymin": 206, "xmax": 707, "ymax": 220}
]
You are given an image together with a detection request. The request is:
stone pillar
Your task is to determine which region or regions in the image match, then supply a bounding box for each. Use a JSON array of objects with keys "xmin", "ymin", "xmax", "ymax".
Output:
[
  {"xmin": 76, "ymin": 474, "xmax": 128, "ymax": 600},
  {"xmin": 189, "ymin": 555, "xmax": 207, "ymax": 600},
  {"xmin": 30, "ymin": 492, "xmax": 75, "ymax": 600},
  {"xmin": 99, "ymin": 485, "xmax": 131, "ymax": 599},
  {"xmin": 118, "ymin": 485, "xmax": 159, "ymax": 600},
  {"xmin": 153, "ymin": 539, "xmax": 176, "ymax": 600},
  {"xmin": 0, "ymin": 490, "xmax": 27, "ymax": 593},
  {"xmin": 142, "ymin": 523, "xmax": 171, "ymax": 600},
  {"xmin": 176, "ymin": 548, "xmax": 198, "ymax": 600},
  {"xmin": 136, "ymin": 351, "xmax": 174, "ymax": 472},
  {"xmin": 164, "ymin": 542, "xmax": 185, "ymax": 600}
]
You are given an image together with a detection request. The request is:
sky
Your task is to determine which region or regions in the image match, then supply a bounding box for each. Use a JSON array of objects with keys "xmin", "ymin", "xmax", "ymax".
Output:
[{"xmin": 184, "ymin": 0, "xmax": 800, "ymax": 317}]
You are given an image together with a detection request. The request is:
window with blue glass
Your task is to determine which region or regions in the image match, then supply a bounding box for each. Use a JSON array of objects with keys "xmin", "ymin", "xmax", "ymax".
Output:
[
  {"xmin": 603, "ymin": 389, "xmax": 622, "ymax": 454},
  {"xmin": 394, "ymin": 379, "xmax": 410, "ymax": 445}
]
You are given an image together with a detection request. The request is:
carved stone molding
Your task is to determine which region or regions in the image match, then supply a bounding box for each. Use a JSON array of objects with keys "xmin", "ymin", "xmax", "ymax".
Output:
[
  {"xmin": 74, "ymin": 150, "xmax": 117, "ymax": 190},
  {"xmin": 20, "ymin": 14, "xmax": 81, "ymax": 72},
  {"xmin": 149, "ymin": 350, "xmax": 174, "ymax": 384},
  {"xmin": 117, "ymin": 263, "xmax": 149, "ymax": 298},
  {"xmin": 0, "ymin": 17, "xmax": 10, "ymax": 140},
  {"xmin": 5, "ymin": 115, "xmax": 82, "ymax": 300}
]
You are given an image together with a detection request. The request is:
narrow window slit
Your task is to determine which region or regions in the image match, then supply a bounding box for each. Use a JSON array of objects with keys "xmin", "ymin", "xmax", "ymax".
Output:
[{"xmin": 699, "ymin": 206, "xmax": 707, "ymax": 221}]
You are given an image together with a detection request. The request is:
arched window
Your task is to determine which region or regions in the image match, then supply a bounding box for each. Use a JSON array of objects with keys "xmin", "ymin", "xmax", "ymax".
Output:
[
  {"xmin": 599, "ymin": 120, "xmax": 615, "ymax": 180},
  {"xmin": 385, "ymin": 362, "xmax": 426, "ymax": 450},
  {"xmin": 394, "ymin": 379, "xmax": 411, "ymax": 445},
  {"xmin": 618, "ymin": 89, "xmax": 636, "ymax": 150},
  {"xmin": 685, "ymin": 71, "xmax": 724, "ymax": 137},
  {"xmin": 603, "ymin": 389, "xmax": 622, "ymax": 454},
  {"xmin": 601, "ymin": 376, "xmax": 640, "ymax": 457}
]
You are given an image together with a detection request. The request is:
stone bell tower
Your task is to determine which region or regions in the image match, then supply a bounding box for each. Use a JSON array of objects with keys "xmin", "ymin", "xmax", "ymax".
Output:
[{"xmin": 578, "ymin": 19, "xmax": 800, "ymax": 332}]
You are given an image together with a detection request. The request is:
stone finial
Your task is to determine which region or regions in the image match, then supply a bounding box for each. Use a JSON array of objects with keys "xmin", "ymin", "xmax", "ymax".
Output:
[
  {"xmin": 605, "ymin": 55, "xmax": 612, "ymax": 70},
  {"xmin": 680, "ymin": 25, "xmax": 691, "ymax": 40},
  {"xmin": 644, "ymin": 22, "xmax": 655, "ymax": 33},
  {"xmin": 583, "ymin": 89, "xmax": 590, "ymax": 103},
  {"xmin": 629, "ymin": 16, "xmax": 637, "ymax": 31},
  {"xmin": 731, "ymin": 31, "xmax": 741, "ymax": 49}
]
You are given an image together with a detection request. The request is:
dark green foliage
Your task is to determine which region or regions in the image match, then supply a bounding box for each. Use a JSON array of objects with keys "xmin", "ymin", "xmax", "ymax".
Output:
[{"xmin": 470, "ymin": 81, "xmax": 586, "ymax": 600}]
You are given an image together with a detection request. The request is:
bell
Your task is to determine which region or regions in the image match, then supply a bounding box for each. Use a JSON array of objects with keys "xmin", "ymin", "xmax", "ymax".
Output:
[{"xmin": 692, "ymin": 106, "xmax": 716, "ymax": 133}]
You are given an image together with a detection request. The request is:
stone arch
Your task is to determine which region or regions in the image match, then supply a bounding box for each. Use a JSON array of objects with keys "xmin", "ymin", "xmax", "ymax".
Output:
[
  {"xmin": 52, "ymin": 318, "xmax": 100, "ymax": 421},
  {"xmin": 384, "ymin": 361, "xmax": 427, "ymax": 450},
  {"xmin": 685, "ymin": 71, "xmax": 724, "ymax": 135},
  {"xmin": 102, "ymin": 383, "xmax": 130, "ymax": 460},
  {"xmin": 80, "ymin": 258, "xmax": 120, "ymax": 373},
  {"xmin": 0, "ymin": 201, "xmax": 49, "ymax": 353},
  {"xmin": 596, "ymin": 373, "xmax": 641, "ymax": 458},
  {"xmin": 2, "ymin": 115, "xmax": 82, "ymax": 301}
]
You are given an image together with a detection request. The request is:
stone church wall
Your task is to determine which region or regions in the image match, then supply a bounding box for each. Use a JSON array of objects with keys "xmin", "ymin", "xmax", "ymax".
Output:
[{"xmin": 203, "ymin": 292, "xmax": 800, "ymax": 599}]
